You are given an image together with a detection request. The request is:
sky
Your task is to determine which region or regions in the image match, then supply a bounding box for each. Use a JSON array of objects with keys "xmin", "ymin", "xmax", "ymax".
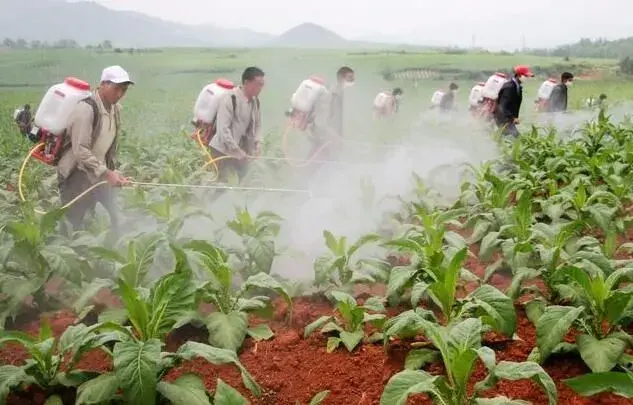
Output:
[{"xmin": 93, "ymin": 0, "xmax": 633, "ymax": 50}]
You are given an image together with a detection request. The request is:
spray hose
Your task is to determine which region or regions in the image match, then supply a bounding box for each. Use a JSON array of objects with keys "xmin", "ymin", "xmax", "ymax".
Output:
[{"xmin": 17, "ymin": 141, "xmax": 313, "ymax": 216}]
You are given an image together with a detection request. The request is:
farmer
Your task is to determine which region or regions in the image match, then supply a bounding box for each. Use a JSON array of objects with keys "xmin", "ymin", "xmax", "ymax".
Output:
[
  {"xmin": 373, "ymin": 87, "xmax": 403, "ymax": 119},
  {"xmin": 586, "ymin": 94, "xmax": 607, "ymax": 109},
  {"xmin": 308, "ymin": 66, "xmax": 355, "ymax": 160},
  {"xmin": 209, "ymin": 66, "xmax": 264, "ymax": 182},
  {"xmin": 494, "ymin": 65, "xmax": 534, "ymax": 138},
  {"xmin": 547, "ymin": 72, "xmax": 573, "ymax": 113},
  {"xmin": 56, "ymin": 65, "xmax": 133, "ymax": 235},
  {"xmin": 439, "ymin": 83, "xmax": 459, "ymax": 112},
  {"xmin": 15, "ymin": 104, "xmax": 32, "ymax": 137}
]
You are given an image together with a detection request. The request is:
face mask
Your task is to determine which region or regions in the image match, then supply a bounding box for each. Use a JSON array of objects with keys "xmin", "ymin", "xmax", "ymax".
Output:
[
  {"xmin": 566, "ymin": 81, "xmax": 573, "ymax": 87},
  {"xmin": 343, "ymin": 81, "xmax": 354, "ymax": 88}
]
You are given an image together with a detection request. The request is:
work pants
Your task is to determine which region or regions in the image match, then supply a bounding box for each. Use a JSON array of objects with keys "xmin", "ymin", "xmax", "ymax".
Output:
[{"xmin": 58, "ymin": 169, "xmax": 119, "ymax": 236}]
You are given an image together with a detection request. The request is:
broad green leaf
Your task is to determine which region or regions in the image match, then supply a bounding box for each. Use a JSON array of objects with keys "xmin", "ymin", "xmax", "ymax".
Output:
[
  {"xmin": 213, "ymin": 378, "xmax": 248, "ymax": 405},
  {"xmin": 113, "ymin": 339, "xmax": 161, "ymax": 405},
  {"xmin": 43, "ymin": 395, "xmax": 63, "ymax": 405},
  {"xmin": 411, "ymin": 282, "xmax": 430, "ymax": 307},
  {"xmin": 243, "ymin": 273, "xmax": 291, "ymax": 306},
  {"xmin": 146, "ymin": 272, "xmax": 197, "ymax": 340},
  {"xmin": 339, "ymin": 330, "xmax": 364, "ymax": 352},
  {"xmin": 0, "ymin": 365, "xmax": 34, "ymax": 405},
  {"xmin": 493, "ymin": 361, "xmax": 557, "ymax": 405},
  {"xmin": 245, "ymin": 237, "xmax": 275, "ymax": 275},
  {"xmin": 475, "ymin": 397, "xmax": 530, "ymax": 405},
  {"xmin": 76, "ymin": 372, "xmax": 119, "ymax": 404},
  {"xmin": 348, "ymin": 233, "xmax": 381, "ymax": 256},
  {"xmin": 176, "ymin": 342, "xmax": 261, "ymax": 397},
  {"xmin": 247, "ymin": 324, "xmax": 274, "ymax": 341},
  {"xmin": 362, "ymin": 296, "xmax": 386, "ymax": 313},
  {"xmin": 565, "ymin": 371, "xmax": 633, "ymax": 398},
  {"xmin": 206, "ymin": 311, "xmax": 248, "ymax": 351},
  {"xmin": 576, "ymin": 333, "xmax": 628, "ymax": 373},
  {"xmin": 535, "ymin": 306, "xmax": 584, "ymax": 362},
  {"xmin": 480, "ymin": 232, "xmax": 501, "ymax": 261},
  {"xmin": 404, "ymin": 349, "xmax": 440, "ymax": 370},
  {"xmin": 308, "ymin": 390, "xmax": 330, "ymax": 405},
  {"xmin": 304, "ymin": 316, "xmax": 333, "ymax": 338},
  {"xmin": 157, "ymin": 373, "xmax": 211, "ymax": 405},
  {"xmin": 468, "ymin": 284, "xmax": 517, "ymax": 336},
  {"xmin": 379, "ymin": 369, "xmax": 442, "ymax": 405},
  {"xmin": 386, "ymin": 266, "xmax": 417, "ymax": 298},
  {"xmin": 323, "ymin": 231, "xmax": 339, "ymax": 254}
]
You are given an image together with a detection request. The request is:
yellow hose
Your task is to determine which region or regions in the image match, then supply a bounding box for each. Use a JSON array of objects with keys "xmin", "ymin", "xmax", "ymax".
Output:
[{"xmin": 18, "ymin": 142, "xmax": 108, "ymax": 215}]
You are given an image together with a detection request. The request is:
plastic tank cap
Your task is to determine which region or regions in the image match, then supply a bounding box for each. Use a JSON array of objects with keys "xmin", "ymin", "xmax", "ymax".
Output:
[{"xmin": 65, "ymin": 77, "xmax": 90, "ymax": 91}]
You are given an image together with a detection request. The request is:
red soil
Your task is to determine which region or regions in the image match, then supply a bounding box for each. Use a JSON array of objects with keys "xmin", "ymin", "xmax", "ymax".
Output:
[{"xmin": 1, "ymin": 237, "xmax": 631, "ymax": 404}]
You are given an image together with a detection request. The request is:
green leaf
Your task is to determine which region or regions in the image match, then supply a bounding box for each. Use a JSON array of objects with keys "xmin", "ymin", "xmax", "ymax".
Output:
[
  {"xmin": 379, "ymin": 369, "xmax": 442, "ymax": 405},
  {"xmin": 0, "ymin": 365, "xmax": 33, "ymax": 405},
  {"xmin": 113, "ymin": 339, "xmax": 161, "ymax": 405},
  {"xmin": 309, "ymin": 390, "xmax": 330, "ymax": 405},
  {"xmin": 576, "ymin": 333, "xmax": 628, "ymax": 373},
  {"xmin": 157, "ymin": 373, "xmax": 212, "ymax": 405},
  {"xmin": 146, "ymin": 272, "xmax": 197, "ymax": 340},
  {"xmin": 468, "ymin": 284, "xmax": 517, "ymax": 336},
  {"xmin": 565, "ymin": 371, "xmax": 633, "ymax": 398},
  {"xmin": 386, "ymin": 266, "xmax": 417, "ymax": 298},
  {"xmin": 475, "ymin": 397, "xmax": 531, "ymax": 405},
  {"xmin": 535, "ymin": 306, "xmax": 584, "ymax": 363},
  {"xmin": 243, "ymin": 273, "xmax": 292, "ymax": 307},
  {"xmin": 205, "ymin": 312, "xmax": 248, "ymax": 352},
  {"xmin": 493, "ymin": 361, "xmax": 557, "ymax": 405},
  {"xmin": 245, "ymin": 237, "xmax": 275, "ymax": 275},
  {"xmin": 247, "ymin": 324, "xmax": 274, "ymax": 341},
  {"xmin": 304, "ymin": 316, "xmax": 333, "ymax": 338},
  {"xmin": 326, "ymin": 337, "xmax": 341, "ymax": 353},
  {"xmin": 323, "ymin": 231, "xmax": 339, "ymax": 254},
  {"xmin": 362, "ymin": 296, "xmax": 386, "ymax": 313},
  {"xmin": 176, "ymin": 342, "xmax": 260, "ymax": 397},
  {"xmin": 404, "ymin": 349, "xmax": 440, "ymax": 370},
  {"xmin": 43, "ymin": 395, "xmax": 63, "ymax": 405},
  {"xmin": 411, "ymin": 282, "xmax": 430, "ymax": 307},
  {"xmin": 213, "ymin": 378, "xmax": 248, "ymax": 405},
  {"xmin": 339, "ymin": 330, "xmax": 364, "ymax": 352},
  {"xmin": 76, "ymin": 373, "xmax": 119, "ymax": 404}
]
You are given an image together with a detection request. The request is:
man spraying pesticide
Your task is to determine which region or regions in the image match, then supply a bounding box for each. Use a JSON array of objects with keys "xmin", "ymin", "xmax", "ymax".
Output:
[
  {"xmin": 207, "ymin": 67, "xmax": 264, "ymax": 182},
  {"xmin": 547, "ymin": 72, "xmax": 574, "ymax": 113},
  {"xmin": 14, "ymin": 104, "xmax": 33, "ymax": 138},
  {"xmin": 439, "ymin": 83, "xmax": 459, "ymax": 113},
  {"xmin": 48, "ymin": 66, "xmax": 133, "ymax": 235},
  {"xmin": 534, "ymin": 78, "xmax": 557, "ymax": 113},
  {"xmin": 372, "ymin": 87, "xmax": 403, "ymax": 120},
  {"xmin": 468, "ymin": 82, "xmax": 485, "ymax": 117},
  {"xmin": 285, "ymin": 66, "xmax": 355, "ymax": 163},
  {"xmin": 494, "ymin": 65, "xmax": 534, "ymax": 138}
]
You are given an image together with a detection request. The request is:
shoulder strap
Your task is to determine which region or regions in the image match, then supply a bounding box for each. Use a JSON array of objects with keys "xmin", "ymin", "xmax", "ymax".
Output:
[
  {"xmin": 82, "ymin": 97, "xmax": 99, "ymax": 130},
  {"xmin": 231, "ymin": 94, "xmax": 237, "ymax": 118}
]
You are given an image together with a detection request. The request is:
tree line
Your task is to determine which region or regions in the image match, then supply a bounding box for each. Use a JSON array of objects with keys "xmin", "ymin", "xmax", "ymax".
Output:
[{"xmin": 1, "ymin": 39, "xmax": 162, "ymax": 54}]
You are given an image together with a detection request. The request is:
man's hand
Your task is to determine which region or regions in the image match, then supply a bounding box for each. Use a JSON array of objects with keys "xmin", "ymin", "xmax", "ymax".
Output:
[
  {"xmin": 513, "ymin": 118, "xmax": 520, "ymax": 124},
  {"xmin": 234, "ymin": 149, "xmax": 248, "ymax": 161},
  {"xmin": 252, "ymin": 141, "xmax": 261, "ymax": 157},
  {"xmin": 105, "ymin": 170, "xmax": 129, "ymax": 187}
]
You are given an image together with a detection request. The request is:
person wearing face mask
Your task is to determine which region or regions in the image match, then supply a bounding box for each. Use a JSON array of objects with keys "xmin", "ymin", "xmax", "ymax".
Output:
[
  {"xmin": 547, "ymin": 72, "xmax": 573, "ymax": 113},
  {"xmin": 308, "ymin": 66, "xmax": 355, "ymax": 160},
  {"xmin": 494, "ymin": 65, "xmax": 534, "ymax": 138},
  {"xmin": 373, "ymin": 87, "xmax": 403, "ymax": 119},
  {"xmin": 439, "ymin": 83, "xmax": 459, "ymax": 112}
]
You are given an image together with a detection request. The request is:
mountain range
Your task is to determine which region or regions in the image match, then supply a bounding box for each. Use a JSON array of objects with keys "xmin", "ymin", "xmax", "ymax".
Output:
[{"xmin": 0, "ymin": 0, "xmax": 388, "ymax": 48}]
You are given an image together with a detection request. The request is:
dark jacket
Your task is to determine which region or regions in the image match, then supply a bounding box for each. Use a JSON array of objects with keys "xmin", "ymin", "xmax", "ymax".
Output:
[
  {"xmin": 547, "ymin": 83, "xmax": 568, "ymax": 113},
  {"xmin": 439, "ymin": 91, "xmax": 455, "ymax": 111},
  {"xmin": 495, "ymin": 78, "xmax": 522, "ymax": 125}
]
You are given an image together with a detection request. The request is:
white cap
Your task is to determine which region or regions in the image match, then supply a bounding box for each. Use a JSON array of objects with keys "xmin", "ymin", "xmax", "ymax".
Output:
[{"xmin": 100, "ymin": 65, "xmax": 134, "ymax": 84}]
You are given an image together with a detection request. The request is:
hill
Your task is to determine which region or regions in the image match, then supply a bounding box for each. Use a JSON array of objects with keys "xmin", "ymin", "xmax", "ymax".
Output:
[
  {"xmin": 0, "ymin": 0, "xmax": 273, "ymax": 47},
  {"xmin": 271, "ymin": 23, "xmax": 348, "ymax": 48}
]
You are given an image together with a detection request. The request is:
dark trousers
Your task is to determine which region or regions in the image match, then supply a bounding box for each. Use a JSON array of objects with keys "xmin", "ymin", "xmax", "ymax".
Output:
[
  {"xmin": 58, "ymin": 170, "xmax": 118, "ymax": 235},
  {"xmin": 210, "ymin": 147, "xmax": 248, "ymax": 183}
]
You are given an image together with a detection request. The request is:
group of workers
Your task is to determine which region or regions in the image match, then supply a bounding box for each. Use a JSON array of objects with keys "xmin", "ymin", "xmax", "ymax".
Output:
[{"xmin": 13, "ymin": 62, "xmax": 612, "ymax": 234}]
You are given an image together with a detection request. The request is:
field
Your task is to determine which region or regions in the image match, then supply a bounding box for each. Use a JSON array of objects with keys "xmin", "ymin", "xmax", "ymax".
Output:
[{"xmin": 1, "ymin": 47, "xmax": 633, "ymax": 405}]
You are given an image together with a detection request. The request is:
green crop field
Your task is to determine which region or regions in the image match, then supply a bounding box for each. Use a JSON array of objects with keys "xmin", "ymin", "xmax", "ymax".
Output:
[{"xmin": 1, "ymin": 47, "xmax": 633, "ymax": 405}]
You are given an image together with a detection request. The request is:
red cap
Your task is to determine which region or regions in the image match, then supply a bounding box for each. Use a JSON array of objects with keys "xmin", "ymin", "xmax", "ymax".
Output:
[
  {"xmin": 514, "ymin": 65, "xmax": 534, "ymax": 77},
  {"xmin": 65, "ymin": 77, "xmax": 90, "ymax": 91},
  {"xmin": 215, "ymin": 79, "xmax": 235, "ymax": 89}
]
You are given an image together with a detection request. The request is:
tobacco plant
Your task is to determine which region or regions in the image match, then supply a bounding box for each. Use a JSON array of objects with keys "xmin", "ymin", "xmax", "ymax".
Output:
[
  {"xmin": 180, "ymin": 240, "xmax": 292, "ymax": 351},
  {"xmin": 381, "ymin": 318, "xmax": 557, "ymax": 405},
  {"xmin": 304, "ymin": 291, "xmax": 385, "ymax": 352},
  {"xmin": 313, "ymin": 230, "xmax": 381, "ymax": 289},
  {"xmin": 527, "ymin": 265, "xmax": 633, "ymax": 373},
  {"xmin": 226, "ymin": 208, "xmax": 282, "ymax": 279}
]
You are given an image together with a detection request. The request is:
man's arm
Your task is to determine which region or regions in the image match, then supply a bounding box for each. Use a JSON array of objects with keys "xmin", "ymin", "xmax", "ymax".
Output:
[
  {"xmin": 497, "ymin": 87, "xmax": 515, "ymax": 120},
  {"xmin": 68, "ymin": 102, "xmax": 108, "ymax": 183},
  {"xmin": 214, "ymin": 93, "xmax": 243, "ymax": 156},
  {"xmin": 244, "ymin": 100, "xmax": 262, "ymax": 155}
]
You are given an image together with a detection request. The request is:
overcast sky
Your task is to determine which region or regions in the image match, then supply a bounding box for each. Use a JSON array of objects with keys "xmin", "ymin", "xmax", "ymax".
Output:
[{"xmin": 94, "ymin": 0, "xmax": 632, "ymax": 50}]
